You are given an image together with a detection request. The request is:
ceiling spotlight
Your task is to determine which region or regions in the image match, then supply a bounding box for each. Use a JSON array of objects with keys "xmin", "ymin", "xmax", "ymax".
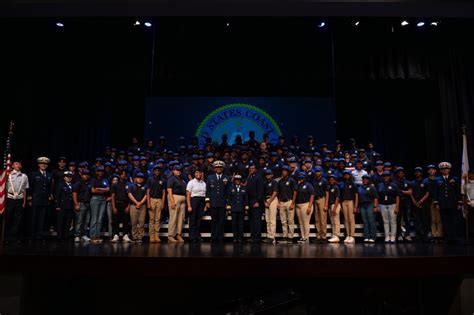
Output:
[
  {"xmin": 354, "ymin": 21, "xmax": 360, "ymax": 26},
  {"xmin": 401, "ymin": 20, "xmax": 409, "ymax": 26},
  {"xmin": 226, "ymin": 22, "xmax": 230, "ymax": 27},
  {"xmin": 56, "ymin": 22, "xmax": 64, "ymax": 28},
  {"xmin": 144, "ymin": 22, "xmax": 152, "ymax": 27},
  {"xmin": 417, "ymin": 21, "xmax": 425, "ymax": 27},
  {"xmin": 317, "ymin": 22, "xmax": 326, "ymax": 28},
  {"xmin": 133, "ymin": 21, "xmax": 141, "ymax": 26},
  {"xmin": 430, "ymin": 21, "xmax": 439, "ymax": 26}
]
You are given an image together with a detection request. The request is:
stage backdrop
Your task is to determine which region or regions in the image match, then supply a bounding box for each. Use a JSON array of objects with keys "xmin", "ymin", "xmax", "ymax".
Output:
[{"xmin": 145, "ymin": 97, "xmax": 336, "ymax": 147}]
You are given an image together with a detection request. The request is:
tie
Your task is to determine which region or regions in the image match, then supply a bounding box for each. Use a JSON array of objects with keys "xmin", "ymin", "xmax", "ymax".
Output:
[{"xmin": 218, "ymin": 175, "xmax": 221, "ymax": 181}]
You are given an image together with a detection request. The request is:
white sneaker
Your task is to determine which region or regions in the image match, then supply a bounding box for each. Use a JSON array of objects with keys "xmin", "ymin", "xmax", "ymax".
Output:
[
  {"xmin": 369, "ymin": 239, "xmax": 375, "ymax": 243},
  {"xmin": 74, "ymin": 236, "xmax": 80, "ymax": 243},
  {"xmin": 123, "ymin": 234, "xmax": 132, "ymax": 243},
  {"xmin": 405, "ymin": 236, "xmax": 413, "ymax": 242},
  {"xmin": 328, "ymin": 236, "xmax": 340, "ymax": 243},
  {"xmin": 347, "ymin": 237, "xmax": 355, "ymax": 244},
  {"xmin": 397, "ymin": 236, "xmax": 404, "ymax": 242},
  {"xmin": 384, "ymin": 236, "xmax": 390, "ymax": 243},
  {"xmin": 111, "ymin": 235, "xmax": 120, "ymax": 243},
  {"xmin": 363, "ymin": 238, "xmax": 369, "ymax": 243},
  {"xmin": 81, "ymin": 235, "xmax": 91, "ymax": 242},
  {"xmin": 390, "ymin": 236, "xmax": 396, "ymax": 243}
]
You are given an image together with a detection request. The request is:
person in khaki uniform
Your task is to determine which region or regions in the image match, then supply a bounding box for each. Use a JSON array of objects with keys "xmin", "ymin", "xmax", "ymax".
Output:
[
  {"xmin": 426, "ymin": 164, "xmax": 443, "ymax": 242},
  {"xmin": 338, "ymin": 170, "xmax": 358, "ymax": 244},
  {"xmin": 277, "ymin": 165, "xmax": 297, "ymax": 244},
  {"xmin": 146, "ymin": 165, "xmax": 166, "ymax": 243},
  {"xmin": 127, "ymin": 173, "xmax": 148, "ymax": 243},
  {"xmin": 263, "ymin": 169, "xmax": 278, "ymax": 244},
  {"xmin": 313, "ymin": 166, "xmax": 329, "ymax": 242},
  {"xmin": 166, "ymin": 165, "xmax": 187, "ymax": 243},
  {"xmin": 327, "ymin": 175, "xmax": 342, "ymax": 243},
  {"xmin": 293, "ymin": 171, "xmax": 315, "ymax": 244}
]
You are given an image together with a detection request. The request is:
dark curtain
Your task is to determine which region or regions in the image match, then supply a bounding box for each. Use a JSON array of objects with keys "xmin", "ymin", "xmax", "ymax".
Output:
[{"xmin": 334, "ymin": 21, "xmax": 474, "ymax": 173}]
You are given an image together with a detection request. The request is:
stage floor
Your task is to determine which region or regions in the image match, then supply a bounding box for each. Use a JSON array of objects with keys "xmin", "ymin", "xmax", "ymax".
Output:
[{"xmin": 2, "ymin": 241, "xmax": 474, "ymax": 278}]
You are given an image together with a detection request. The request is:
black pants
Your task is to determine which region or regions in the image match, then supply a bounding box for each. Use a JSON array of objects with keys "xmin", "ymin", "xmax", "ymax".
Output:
[
  {"xmin": 112, "ymin": 201, "xmax": 130, "ymax": 236},
  {"xmin": 413, "ymin": 202, "xmax": 431, "ymax": 240},
  {"xmin": 189, "ymin": 197, "xmax": 205, "ymax": 241},
  {"xmin": 440, "ymin": 207, "xmax": 457, "ymax": 242},
  {"xmin": 232, "ymin": 212, "xmax": 244, "ymax": 241},
  {"xmin": 56, "ymin": 208, "xmax": 74, "ymax": 240},
  {"xmin": 250, "ymin": 205, "xmax": 263, "ymax": 242},
  {"xmin": 5, "ymin": 199, "xmax": 24, "ymax": 241},
  {"xmin": 396, "ymin": 202, "xmax": 412, "ymax": 238},
  {"xmin": 31, "ymin": 204, "xmax": 48, "ymax": 240},
  {"xmin": 210, "ymin": 206, "xmax": 226, "ymax": 242}
]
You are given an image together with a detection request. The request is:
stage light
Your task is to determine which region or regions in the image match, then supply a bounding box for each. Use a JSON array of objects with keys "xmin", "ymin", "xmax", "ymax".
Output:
[
  {"xmin": 133, "ymin": 21, "xmax": 141, "ymax": 26},
  {"xmin": 417, "ymin": 21, "xmax": 425, "ymax": 27},
  {"xmin": 56, "ymin": 22, "xmax": 64, "ymax": 28},
  {"xmin": 226, "ymin": 22, "xmax": 230, "ymax": 27},
  {"xmin": 401, "ymin": 20, "xmax": 409, "ymax": 26},
  {"xmin": 354, "ymin": 21, "xmax": 360, "ymax": 26},
  {"xmin": 144, "ymin": 22, "xmax": 152, "ymax": 27},
  {"xmin": 430, "ymin": 21, "xmax": 439, "ymax": 26},
  {"xmin": 317, "ymin": 22, "xmax": 326, "ymax": 28}
]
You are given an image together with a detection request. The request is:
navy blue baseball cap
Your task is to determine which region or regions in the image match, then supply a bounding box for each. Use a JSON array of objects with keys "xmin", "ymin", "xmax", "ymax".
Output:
[
  {"xmin": 395, "ymin": 167, "xmax": 405, "ymax": 173},
  {"xmin": 140, "ymin": 156, "xmax": 147, "ymax": 161},
  {"xmin": 192, "ymin": 154, "xmax": 199, "ymax": 160},
  {"xmin": 206, "ymin": 152, "xmax": 214, "ymax": 158},
  {"xmin": 153, "ymin": 164, "xmax": 162, "ymax": 170},
  {"xmin": 382, "ymin": 171, "xmax": 391, "ymax": 176},
  {"xmin": 135, "ymin": 172, "xmax": 145, "ymax": 178},
  {"xmin": 96, "ymin": 166, "xmax": 105, "ymax": 172},
  {"xmin": 297, "ymin": 172, "xmax": 307, "ymax": 179},
  {"xmin": 95, "ymin": 157, "xmax": 103, "ymax": 163},
  {"xmin": 118, "ymin": 160, "xmax": 128, "ymax": 166},
  {"xmin": 264, "ymin": 169, "xmax": 273, "ymax": 175},
  {"xmin": 314, "ymin": 166, "xmax": 323, "ymax": 172},
  {"xmin": 104, "ymin": 162, "xmax": 113, "ymax": 167},
  {"xmin": 133, "ymin": 156, "xmax": 140, "ymax": 161},
  {"xmin": 383, "ymin": 162, "xmax": 392, "ymax": 167},
  {"xmin": 375, "ymin": 160, "xmax": 384, "ymax": 166},
  {"xmin": 173, "ymin": 165, "xmax": 182, "ymax": 171},
  {"xmin": 427, "ymin": 164, "xmax": 436, "ymax": 170},
  {"xmin": 80, "ymin": 169, "xmax": 90, "ymax": 175},
  {"xmin": 343, "ymin": 170, "xmax": 352, "ymax": 175},
  {"xmin": 362, "ymin": 174, "xmax": 371, "ymax": 180},
  {"xmin": 281, "ymin": 165, "xmax": 290, "ymax": 171},
  {"xmin": 323, "ymin": 157, "xmax": 331, "ymax": 163},
  {"xmin": 414, "ymin": 167, "xmax": 423, "ymax": 173}
]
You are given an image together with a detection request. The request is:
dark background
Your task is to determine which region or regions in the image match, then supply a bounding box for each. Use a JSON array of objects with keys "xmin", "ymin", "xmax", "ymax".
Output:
[{"xmin": 0, "ymin": 17, "xmax": 473, "ymax": 173}]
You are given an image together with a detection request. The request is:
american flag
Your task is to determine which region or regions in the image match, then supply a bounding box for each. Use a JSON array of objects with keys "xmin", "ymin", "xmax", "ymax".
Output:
[{"xmin": 0, "ymin": 121, "xmax": 14, "ymax": 215}]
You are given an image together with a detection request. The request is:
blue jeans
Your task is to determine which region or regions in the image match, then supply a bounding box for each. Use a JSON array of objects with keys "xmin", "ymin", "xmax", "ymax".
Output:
[
  {"xmin": 74, "ymin": 202, "xmax": 90, "ymax": 237},
  {"xmin": 90, "ymin": 196, "xmax": 106, "ymax": 238},
  {"xmin": 360, "ymin": 203, "xmax": 377, "ymax": 239}
]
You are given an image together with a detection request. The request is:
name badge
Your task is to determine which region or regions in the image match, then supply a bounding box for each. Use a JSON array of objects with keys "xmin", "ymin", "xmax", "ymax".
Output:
[
  {"xmin": 331, "ymin": 189, "xmax": 335, "ymax": 192},
  {"xmin": 385, "ymin": 196, "xmax": 388, "ymax": 201},
  {"xmin": 319, "ymin": 182, "xmax": 322, "ymax": 186},
  {"xmin": 286, "ymin": 182, "xmax": 289, "ymax": 186},
  {"xmin": 348, "ymin": 185, "xmax": 352, "ymax": 189},
  {"xmin": 303, "ymin": 185, "xmax": 307, "ymax": 189},
  {"xmin": 388, "ymin": 186, "xmax": 392, "ymax": 190},
  {"xmin": 366, "ymin": 187, "xmax": 370, "ymax": 191}
]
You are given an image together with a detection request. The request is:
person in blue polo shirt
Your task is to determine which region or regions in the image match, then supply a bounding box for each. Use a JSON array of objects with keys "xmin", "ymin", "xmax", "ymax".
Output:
[
  {"xmin": 377, "ymin": 171, "xmax": 400, "ymax": 243},
  {"xmin": 293, "ymin": 172, "xmax": 315, "ymax": 244},
  {"xmin": 339, "ymin": 170, "xmax": 358, "ymax": 244},
  {"xmin": 226, "ymin": 174, "xmax": 249, "ymax": 243},
  {"xmin": 358, "ymin": 174, "xmax": 379, "ymax": 243}
]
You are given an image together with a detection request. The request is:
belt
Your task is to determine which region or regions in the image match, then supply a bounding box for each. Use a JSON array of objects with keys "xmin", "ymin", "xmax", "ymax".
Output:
[
  {"xmin": 7, "ymin": 193, "xmax": 23, "ymax": 200},
  {"xmin": 279, "ymin": 199, "xmax": 290, "ymax": 202}
]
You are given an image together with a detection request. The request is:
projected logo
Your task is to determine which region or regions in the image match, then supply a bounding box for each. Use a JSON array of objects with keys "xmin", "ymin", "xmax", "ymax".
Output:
[{"xmin": 195, "ymin": 104, "xmax": 282, "ymax": 146}]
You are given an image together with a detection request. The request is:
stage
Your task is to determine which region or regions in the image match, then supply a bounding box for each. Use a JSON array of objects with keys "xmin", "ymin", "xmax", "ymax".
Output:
[
  {"xmin": 1, "ymin": 242, "xmax": 474, "ymax": 314},
  {"xmin": 2, "ymin": 241, "xmax": 474, "ymax": 278}
]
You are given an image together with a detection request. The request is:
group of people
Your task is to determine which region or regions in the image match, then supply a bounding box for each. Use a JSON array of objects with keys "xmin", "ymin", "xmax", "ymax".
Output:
[{"xmin": 2, "ymin": 133, "xmax": 473, "ymax": 245}]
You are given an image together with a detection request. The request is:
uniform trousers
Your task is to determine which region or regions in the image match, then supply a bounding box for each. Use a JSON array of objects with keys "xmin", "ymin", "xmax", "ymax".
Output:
[
  {"xmin": 278, "ymin": 200, "xmax": 295, "ymax": 239},
  {"xmin": 314, "ymin": 197, "xmax": 327, "ymax": 239},
  {"xmin": 168, "ymin": 194, "xmax": 186, "ymax": 238},
  {"xmin": 130, "ymin": 204, "xmax": 146, "ymax": 241},
  {"xmin": 296, "ymin": 202, "xmax": 313, "ymax": 240},
  {"xmin": 265, "ymin": 197, "xmax": 278, "ymax": 239},
  {"xmin": 341, "ymin": 200, "xmax": 356, "ymax": 237},
  {"xmin": 148, "ymin": 198, "xmax": 163, "ymax": 239},
  {"xmin": 329, "ymin": 204, "xmax": 341, "ymax": 237}
]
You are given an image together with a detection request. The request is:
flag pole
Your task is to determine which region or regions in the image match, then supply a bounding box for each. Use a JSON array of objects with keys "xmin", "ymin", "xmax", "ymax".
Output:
[
  {"xmin": 461, "ymin": 124, "xmax": 469, "ymax": 244},
  {"xmin": 0, "ymin": 121, "xmax": 14, "ymax": 245}
]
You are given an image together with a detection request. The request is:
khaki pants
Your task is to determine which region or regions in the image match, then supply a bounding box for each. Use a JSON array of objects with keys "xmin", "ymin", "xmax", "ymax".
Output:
[
  {"xmin": 329, "ymin": 204, "xmax": 341, "ymax": 237},
  {"xmin": 296, "ymin": 202, "xmax": 313, "ymax": 239},
  {"xmin": 149, "ymin": 198, "xmax": 163, "ymax": 238},
  {"xmin": 314, "ymin": 197, "xmax": 327, "ymax": 239},
  {"xmin": 341, "ymin": 200, "xmax": 356, "ymax": 237},
  {"xmin": 265, "ymin": 198, "xmax": 278, "ymax": 239},
  {"xmin": 430, "ymin": 202, "xmax": 443, "ymax": 237},
  {"xmin": 279, "ymin": 200, "xmax": 294, "ymax": 239},
  {"xmin": 168, "ymin": 194, "xmax": 186, "ymax": 237},
  {"xmin": 130, "ymin": 204, "xmax": 147, "ymax": 241}
]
